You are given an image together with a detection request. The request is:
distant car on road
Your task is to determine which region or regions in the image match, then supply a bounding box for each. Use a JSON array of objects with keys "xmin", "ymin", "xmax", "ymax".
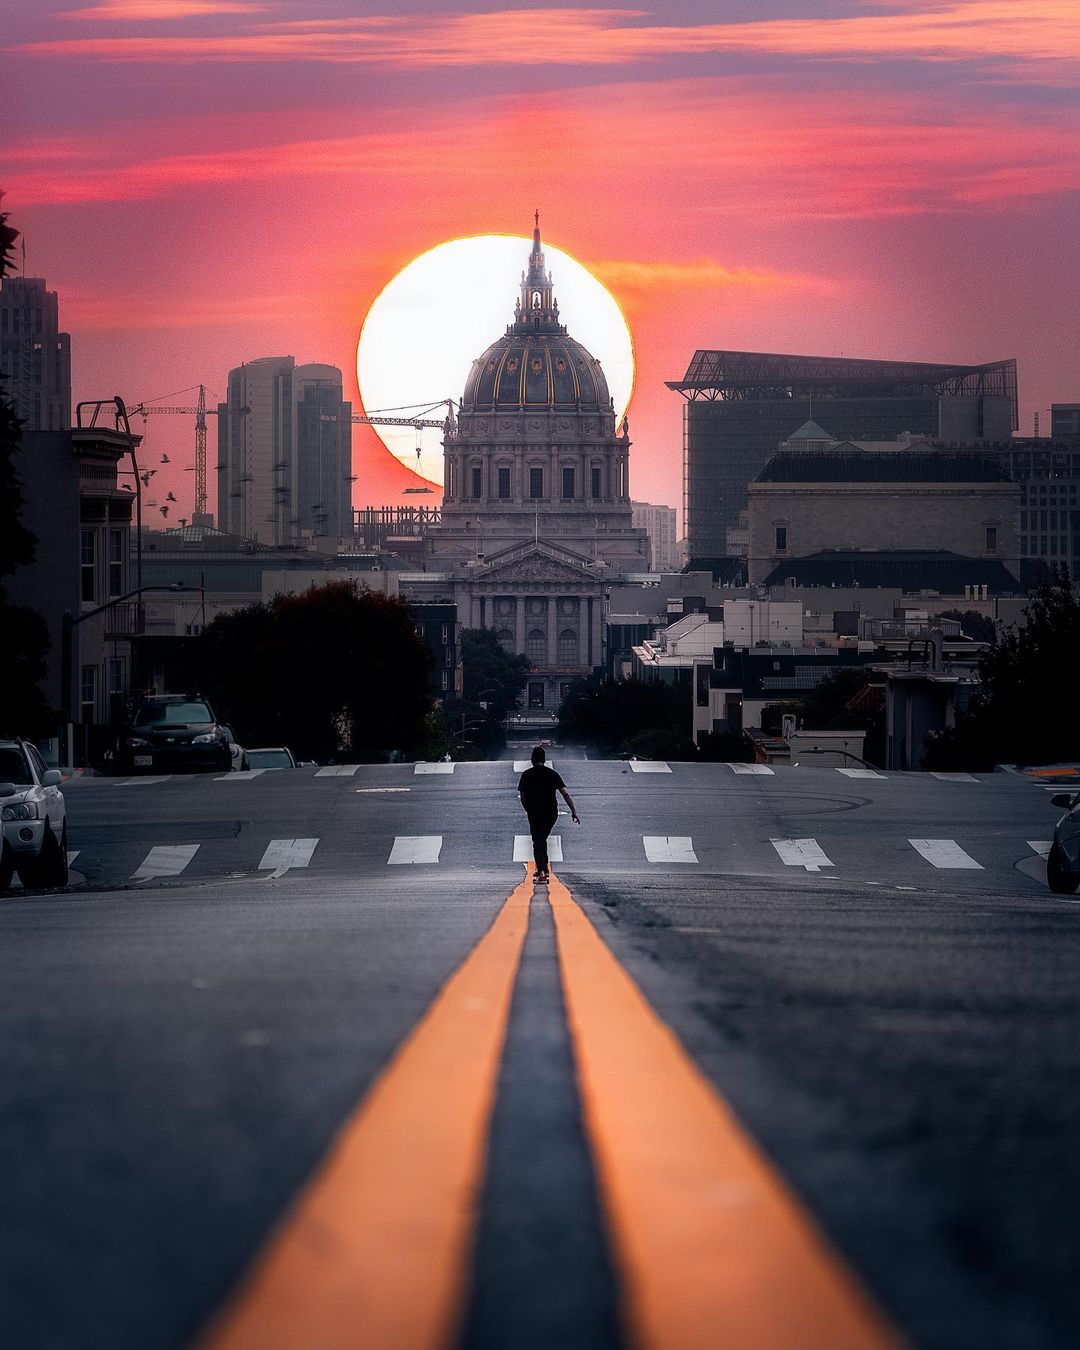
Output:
[
  {"xmin": 1047, "ymin": 791, "xmax": 1080, "ymax": 894},
  {"xmin": 243, "ymin": 747, "xmax": 298, "ymax": 771},
  {"xmin": 0, "ymin": 739, "xmax": 68, "ymax": 890},
  {"xmin": 116, "ymin": 695, "xmax": 233, "ymax": 775}
]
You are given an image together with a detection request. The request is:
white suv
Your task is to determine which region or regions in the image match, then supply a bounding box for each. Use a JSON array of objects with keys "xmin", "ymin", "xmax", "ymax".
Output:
[{"xmin": 0, "ymin": 740, "xmax": 68, "ymax": 890}]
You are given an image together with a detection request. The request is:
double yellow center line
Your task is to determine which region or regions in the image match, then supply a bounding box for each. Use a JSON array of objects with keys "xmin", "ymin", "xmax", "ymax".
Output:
[{"xmin": 200, "ymin": 870, "xmax": 902, "ymax": 1350}]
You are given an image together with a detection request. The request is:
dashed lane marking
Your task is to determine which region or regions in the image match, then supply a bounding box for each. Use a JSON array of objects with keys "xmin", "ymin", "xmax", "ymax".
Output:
[
  {"xmin": 66, "ymin": 850, "xmax": 79, "ymax": 864},
  {"xmin": 546, "ymin": 872, "xmax": 902, "ymax": 1350},
  {"xmin": 642, "ymin": 836, "xmax": 697, "ymax": 864},
  {"xmin": 131, "ymin": 844, "xmax": 200, "ymax": 881},
  {"xmin": 258, "ymin": 838, "xmax": 319, "ymax": 877},
  {"xmin": 513, "ymin": 834, "xmax": 563, "ymax": 863},
  {"xmin": 388, "ymin": 835, "xmax": 443, "ymax": 865},
  {"xmin": 909, "ymin": 838, "xmax": 984, "ymax": 870},
  {"xmin": 729, "ymin": 764, "xmax": 774, "ymax": 775},
  {"xmin": 215, "ymin": 769, "xmax": 267, "ymax": 781},
  {"xmin": 197, "ymin": 873, "xmax": 532, "ymax": 1350},
  {"xmin": 119, "ymin": 776, "xmax": 171, "ymax": 786},
  {"xmin": 771, "ymin": 838, "xmax": 834, "ymax": 872},
  {"xmin": 629, "ymin": 761, "xmax": 671, "ymax": 774},
  {"xmin": 836, "ymin": 768, "xmax": 886, "ymax": 779},
  {"xmin": 930, "ymin": 772, "xmax": 978, "ymax": 782},
  {"xmin": 1028, "ymin": 840, "xmax": 1053, "ymax": 858},
  {"xmin": 315, "ymin": 765, "xmax": 360, "ymax": 777},
  {"xmin": 414, "ymin": 762, "xmax": 455, "ymax": 775}
]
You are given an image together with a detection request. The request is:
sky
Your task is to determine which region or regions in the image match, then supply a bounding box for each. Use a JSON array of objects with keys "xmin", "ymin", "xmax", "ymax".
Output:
[{"xmin": 4, "ymin": 1, "xmax": 1080, "ymax": 524}]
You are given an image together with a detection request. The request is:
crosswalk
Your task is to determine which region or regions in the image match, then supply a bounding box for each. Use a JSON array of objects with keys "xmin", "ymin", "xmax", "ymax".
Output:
[{"xmin": 56, "ymin": 828, "xmax": 1055, "ymax": 888}]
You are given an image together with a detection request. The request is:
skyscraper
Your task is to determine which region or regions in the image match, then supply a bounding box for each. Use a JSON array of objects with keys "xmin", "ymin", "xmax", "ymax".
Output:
[
  {"xmin": 0, "ymin": 276, "xmax": 71, "ymax": 431},
  {"xmin": 216, "ymin": 357, "xmax": 352, "ymax": 544}
]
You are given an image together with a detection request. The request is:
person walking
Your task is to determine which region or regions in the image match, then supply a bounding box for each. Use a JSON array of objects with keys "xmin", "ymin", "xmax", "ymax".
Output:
[{"xmin": 517, "ymin": 745, "xmax": 579, "ymax": 883}]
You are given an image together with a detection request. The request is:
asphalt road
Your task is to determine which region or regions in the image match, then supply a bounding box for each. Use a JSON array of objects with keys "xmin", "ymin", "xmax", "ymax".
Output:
[{"xmin": 0, "ymin": 754, "xmax": 1077, "ymax": 1349}]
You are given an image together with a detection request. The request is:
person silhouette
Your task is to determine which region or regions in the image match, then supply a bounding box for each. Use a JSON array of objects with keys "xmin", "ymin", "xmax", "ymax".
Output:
[{"xmin": 516, "ymin": 745, "xmax": 579, "ymax": 883}]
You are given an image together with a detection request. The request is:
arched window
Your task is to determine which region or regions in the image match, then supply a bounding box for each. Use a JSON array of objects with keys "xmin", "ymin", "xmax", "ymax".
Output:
[
  {"xmin": 558, "ymin": 629, "xmax": 578, "ymax": 666},
  {"xmin": 526, "ymin": 628, "xmax": 546, "ymax": 664},
  {"xmin": 497, "ymin": 628, "xmax": 514, "ymax": 652}
]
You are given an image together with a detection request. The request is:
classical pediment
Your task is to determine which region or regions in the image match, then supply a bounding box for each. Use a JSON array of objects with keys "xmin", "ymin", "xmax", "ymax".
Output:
[{"xmin": 479, "ymin": 546, "xmax": 595, "ymax": 585}]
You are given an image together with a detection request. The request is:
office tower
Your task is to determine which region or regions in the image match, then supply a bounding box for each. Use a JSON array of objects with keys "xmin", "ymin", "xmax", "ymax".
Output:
[
  {"xmin": 668, "ymin": 350, "xmax": 1017, "ymax": 563},
  {"xmin": 631, "ymin": 501, "xmax": 679, "ymax": 571},
  {"xmin": 216, "ymin": 357, "xmax": 352, "ymax": 544},
  {"xmin": 0, "ymin": 276, "xmax": 71, "ymax": 430}
]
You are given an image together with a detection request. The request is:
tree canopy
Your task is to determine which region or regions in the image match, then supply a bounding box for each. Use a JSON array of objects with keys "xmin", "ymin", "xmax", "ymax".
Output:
[
  {"xmin": 460, "ymin": 627, "xmax": 529, "ymax": 718},
  {"xmin": 559, "ymin": 675, "xmax": 697, "ymax": 759},
  {"xmin": 192, "ymin": 581, "xmax": 434, "ymax": 761},
  {"xmin": 924, "ymin": 574, "xmax": 1080, "ymax": 770}
]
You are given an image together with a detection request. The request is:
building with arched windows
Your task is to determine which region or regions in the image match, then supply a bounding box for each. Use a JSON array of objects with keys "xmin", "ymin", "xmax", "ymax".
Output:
[{"xmin": 405, "ymin": 217, "xmax": 649, "ymax": 713}]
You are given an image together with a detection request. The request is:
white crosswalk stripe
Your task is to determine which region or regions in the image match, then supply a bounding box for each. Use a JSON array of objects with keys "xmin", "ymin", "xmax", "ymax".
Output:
[
  {"xmin": 643, "ymin": 836, "xmax": 697, "ymax": 863},
  {"xmin": 66, "ymin": 850, "xmax": 79, "ymax": 865},
  {"xmin": 120, "ymin": 776, "xmax": 171, "ymax": 786},
  {"xmin": 630, "ymin": 761, "xmax": 671, "ymax": 774},
  {"xmin": 414, "ymin": 762, "xmax": 454, "ymax": 775},
  {"xmin": 215, "ymin": 769, "xmax": 267, "ymax": 781},
  {"xmin": 771, "ymin": 838, "xmax": 834, "ymax": 872},
  {"xmin": 132, "ymin": 844, "xmax": 200, "ymax": 881},
  {"xmin": 514, "ymin": 761, "xmax": 555, "ymax": 772},
  {"xmin": 836, "ymin": 768, "xmax": 885, "ymax": 779},
  {"xmin": 909, "ymin": 838, "xmax": 983, "ymax": 869},
  {"xmin": 315, "ymin": 765, "xmax": 359, "ymax": 777},
  {"xmin": 388, "ymin": 835, "xmax": 443, "ymax": 864},
  {"xmin": 1028, "ymin": 840, "xmax": 1053, "ymax": 858},
  {"xmin": 258, "ymin": 838, "xmax": 319, "ymax": 876},
  {"xmin": 728, "ymin": 763, "xmax": 773, "ymax": 775},
  {"xmin": 513, "ymin": 835, "xmax": 564, "ymax": 863},
  {"xmin": 930, "ymin": 772, "xmax": 978, "ymax": 782}
]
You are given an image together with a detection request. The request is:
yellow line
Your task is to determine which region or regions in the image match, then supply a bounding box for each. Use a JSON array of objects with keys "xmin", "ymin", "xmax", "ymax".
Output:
[
  {"xmin": 546, "ymin": 872, "xmax": 904, "ymax": 1350},
  {"xmin": 198, "ymin": 873, "xmax": 534, "ymax": 1350}
]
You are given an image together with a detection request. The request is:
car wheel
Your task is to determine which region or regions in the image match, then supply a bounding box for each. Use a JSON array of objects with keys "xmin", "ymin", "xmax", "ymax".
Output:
[
  {"xmin": 0, "ymin": 846, "xmax": 13, "ymax": 891},
  {"xmin": 21, "ymin": 825, "xmax": 68, "ymax": 890},
  {"xmin": 1047, "ymin": 844, "xmax": 1080, "ymax": 895}
]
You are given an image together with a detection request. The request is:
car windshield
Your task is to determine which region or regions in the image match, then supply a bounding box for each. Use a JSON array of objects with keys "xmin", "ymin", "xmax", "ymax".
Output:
[
  {"xmin": 0, "ymin": 746, "xmax": 34, "ymax": 786},
  {"xmin": 134, "ymin": 701, "xmax": 212, "ymax": 726},
  {"xmin": 246, "ymin": 750, "xmax": 293, "ymax": 769}
]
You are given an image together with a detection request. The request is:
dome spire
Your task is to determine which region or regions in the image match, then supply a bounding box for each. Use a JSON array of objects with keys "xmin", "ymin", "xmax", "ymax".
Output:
[{"xmin": 515, "ymin": 208, "xmax": 562, "ymax": 333}]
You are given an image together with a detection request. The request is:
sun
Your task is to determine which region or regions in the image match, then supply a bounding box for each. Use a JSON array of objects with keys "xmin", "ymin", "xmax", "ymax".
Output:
[{"xmin": 357, "ymin": 234, "xmax": 635, "ymax": 487}]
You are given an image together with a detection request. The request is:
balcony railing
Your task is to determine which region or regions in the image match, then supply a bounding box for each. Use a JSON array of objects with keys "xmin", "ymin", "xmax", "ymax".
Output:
[{"xmin": 104, "ymin": 601, "xmax": 145, "ymax": 638}]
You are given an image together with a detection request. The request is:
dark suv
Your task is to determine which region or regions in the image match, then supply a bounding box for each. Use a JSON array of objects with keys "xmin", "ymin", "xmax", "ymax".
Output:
[{"xmin": 116, "ymin": 695, "xmax": 232, "ymax": 775}]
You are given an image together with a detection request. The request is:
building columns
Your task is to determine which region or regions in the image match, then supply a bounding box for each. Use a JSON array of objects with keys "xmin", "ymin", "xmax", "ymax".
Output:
[
  {"xmin": 547, "ymin": 595, "xmax": 558, "ymax": 667},
  {"xmin": 515, "ymin": 594, "xmax": 525, "ymax": 653}
]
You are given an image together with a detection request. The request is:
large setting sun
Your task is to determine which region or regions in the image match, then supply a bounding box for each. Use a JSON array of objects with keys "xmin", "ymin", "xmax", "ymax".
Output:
[{"xmin": 356, "ymin": 233, "xmax": 635, "ymax": 486}]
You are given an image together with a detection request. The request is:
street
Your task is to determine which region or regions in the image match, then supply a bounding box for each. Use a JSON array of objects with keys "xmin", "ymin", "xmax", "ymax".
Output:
[{"xmin": 1, "ymin": 758, "xmax": 1077, "ymax": 1349}]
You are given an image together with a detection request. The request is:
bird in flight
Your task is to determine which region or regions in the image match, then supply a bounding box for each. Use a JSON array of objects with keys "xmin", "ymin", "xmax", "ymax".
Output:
[{"xmin": 161, "ymin": 454, "xmax": 170, "ymax": 464}]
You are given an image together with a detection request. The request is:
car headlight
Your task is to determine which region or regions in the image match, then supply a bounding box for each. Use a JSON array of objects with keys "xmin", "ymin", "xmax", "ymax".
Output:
[
  {"xmin": 126, "ymin": 737, "xmax": 150, "ymax": 747},
  {"xmin": 2, "ymin": 802, "xmax": 39, "ymax": 821},
  {"xmin": 192, "ymin": 731, "xmax": 222, "ymax": 744}
]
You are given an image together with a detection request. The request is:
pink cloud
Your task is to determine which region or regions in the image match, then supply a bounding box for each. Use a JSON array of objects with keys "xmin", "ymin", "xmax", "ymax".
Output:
[{"xmin": 61, "ymin": 1, "xmax": 267, "ymax": 18}]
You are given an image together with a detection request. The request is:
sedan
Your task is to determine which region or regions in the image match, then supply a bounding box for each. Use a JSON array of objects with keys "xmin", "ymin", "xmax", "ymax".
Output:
[
  {"xmin": 1047, "ymin": 791, "xmax": 1080, "ymax": 895},
  {"xmin": 244, "ymin": 748, "xmax": 298, "ymax": 771},
  {"xmin": 0, "ymin": 739, "xmax": 68, "ymax": 890},
  {"xmin": 116, "ymin": 695, "xmax": 232, "ymax": 775}
]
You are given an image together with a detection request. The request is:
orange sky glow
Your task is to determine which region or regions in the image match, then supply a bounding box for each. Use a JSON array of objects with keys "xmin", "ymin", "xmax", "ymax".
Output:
[{"xmin": 4, "ymin": 1, "xmax": 1079, "ymax": 517}]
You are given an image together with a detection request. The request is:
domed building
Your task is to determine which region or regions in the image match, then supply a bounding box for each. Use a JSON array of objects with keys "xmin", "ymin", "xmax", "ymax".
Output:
[{"xmin": 412, "ymin": 218, "xmax": 649, "ymax": 715}]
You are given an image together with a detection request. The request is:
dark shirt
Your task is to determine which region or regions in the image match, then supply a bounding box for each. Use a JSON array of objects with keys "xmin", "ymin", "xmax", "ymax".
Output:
[{"xmin": 517, "ymin": 764, "xmax": 565, "ymax": 817}]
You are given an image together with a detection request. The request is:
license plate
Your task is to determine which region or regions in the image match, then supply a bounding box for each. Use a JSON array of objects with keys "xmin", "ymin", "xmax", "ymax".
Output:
[{"xmin": 134, "ymin": 755, "xmax": 153, "ymax": 767}]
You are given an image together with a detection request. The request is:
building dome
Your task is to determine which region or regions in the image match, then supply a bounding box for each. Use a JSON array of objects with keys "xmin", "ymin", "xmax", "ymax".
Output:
[{"xmin": 459, "ymin": 213, "xmax": 612, "ymax": 415}]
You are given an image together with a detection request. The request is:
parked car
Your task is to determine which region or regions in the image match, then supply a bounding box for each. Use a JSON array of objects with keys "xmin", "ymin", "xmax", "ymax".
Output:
[
  {"xmin": 1047, "ymin": 790, "xmax": 1080, "ymax": 895},
  {"xmin": 115, "ymin": 694, "xmax": 233, "ymax": 775},
  {"xmin": 0, "ymin": 739, "xmax": 68, "ymax": 889},
  {"xmin": 243, "ymin": 747, "xmax": 298, "ymax": 771}
]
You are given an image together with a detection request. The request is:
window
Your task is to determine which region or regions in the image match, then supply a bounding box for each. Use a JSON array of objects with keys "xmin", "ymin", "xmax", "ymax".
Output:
[
  {"xmin": 80, "ymin": 665, "xmax": 97, "ymax": 723},
  {"xmin": 562, "ymin": 467, "xmax": 575, "ymax": 499},
  {"xmin": 108, "ymin": 657, "xmax": 124, "ymax": 695},
  {"xmin": 985, "ymin": 526, "xmax": 998, "ymax": 553},
  {"xmin": 528, "ymin": 680, "xmax": 545, "ymax": 709},
  {"xmin": 526, "ymin": 628, "xmax": 546, "ymax": 663},
  {"xmin": 497, "ymin": 628, "xmax": 514, "ymax": 651},
  {"xmin": 445, "ymin": 646, "xmax": 454, "ymax": 667},
  {"xmin": 441, "ymin": 623, "xmax": 450, "ymax": 644},
  {"xmin": 591, "ymin": 465, "xmax": 602, "ymax": 498},
  {"xmin": 80, "ymin": 529, "xmax": 97, "ymax": 603},
  {"xmin": 108, "ymin": 528, "xmax": 124, "ymax": 597},
  {"xmin": 471, "ymin": 465, "xmax": 483, "ymax": 499},
  {"xmin": 775, "ymin": 526, "xmax": 788, "ymax": 552},
  {"xmin": 529, "ymin": 467, "xmax": 544, "ymax": 499},
  {"xmin": 557, "ymin": 629, "xmax": 577, "ymax": 665},
  {"xmin": 497, "ymin": 465, "xmax": 511, "ymax": 499}
]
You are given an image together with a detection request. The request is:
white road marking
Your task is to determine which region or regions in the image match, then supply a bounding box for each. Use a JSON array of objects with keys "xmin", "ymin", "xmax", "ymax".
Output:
[
  {"xmin": 132, "ymin": 844, "xmax": 200, "ymax": 881},
  {"xmin": 513, "ymin": 834, "xmax": 564, "ymax": 863},
  {"xmin": 215, "ymin": 769, "xmax": 267, "ymax": 781},
  {"xmin": 1028, "ymin": 840, "xmax": 1053, "ymax": 858},
  {"xmin": 909, "ymin": 838, "xmax": 984, "ymax": 870},
  {"xmin": 771, "ymin": 838, "xmax": 834, "ymax": 872},
  {"xmin": 629, "ymin": 761, "xmax": 672, "ymax": 774},
  {"xmin": 930, "ymin": 772, "xmax": 978, "ymax": 782},
  {"xmin": 315, "ymin": 765, "xmax": 360, "ymax": 777},
  {"xmin": 355, "ymin": 787, "xmax": 411, "ymax": 794},
  {"xmin": 66, "ymin": 850, "xmax": 79, "ymax": 864},
  {"xmin": 120, "ymin": 776, "xmax": 171, "ymax": 786},
  {"xmin": 514, "ymin": 760, "xmax": 555, "ymax": 772},
  {"xmin": 643, "ymin": 835, "xmax": 697, "ymax": 863},
  {"xmin": 836, "ymin": 768, "xmax": 886, "ymax": 779},
  {"xmin": 258, "ymin": 838, "xmax": 319, "ymax": 877},
  {"xmin": 728, "ymin": 763, "xmax": 774, "ymax": 775},
  {"xmin": 388, "ymin": 835, "xmax": 443, "ymax": 864},
  {"xmin": 414, "ymin": 762, "xmax": 454, "ymax": 775}
]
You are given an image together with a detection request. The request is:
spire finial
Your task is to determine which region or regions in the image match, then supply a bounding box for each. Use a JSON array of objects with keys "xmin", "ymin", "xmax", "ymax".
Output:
[{"xmin": 535, "ymin": 207, "xmax": 540, "ymax": 229}]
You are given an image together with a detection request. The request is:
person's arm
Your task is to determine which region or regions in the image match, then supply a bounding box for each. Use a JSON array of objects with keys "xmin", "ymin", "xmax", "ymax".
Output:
[{"xmin": 559, "ymin": 785, "xmax": 580, "ymax": 823}]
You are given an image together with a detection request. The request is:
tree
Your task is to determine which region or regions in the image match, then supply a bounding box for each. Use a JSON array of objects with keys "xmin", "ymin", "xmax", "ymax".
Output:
[
  {"xmin": 761, "ymin": 666, "xmax": 885, "ymax": 766},
  {"xmin": 938, "ymin": 608, "xmax": 997, "ymax": 644},
  {"xmin": 0, "ymin": 205, "xmax": 54, "ymax": 738},
  {"xmin": 924, "ymin": 573, "xmax": 1080, "ymax": 770},
  {"xmin": 460, "ymin": 627, "xmax": 529, "ymax": 718},
  {"xmin": 192, "ymin": 581, "xmax": 434, "ymax": 761},
  {"xmin": 559, "ymin": 676, "xmax": 697, "ymax": 758}
]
